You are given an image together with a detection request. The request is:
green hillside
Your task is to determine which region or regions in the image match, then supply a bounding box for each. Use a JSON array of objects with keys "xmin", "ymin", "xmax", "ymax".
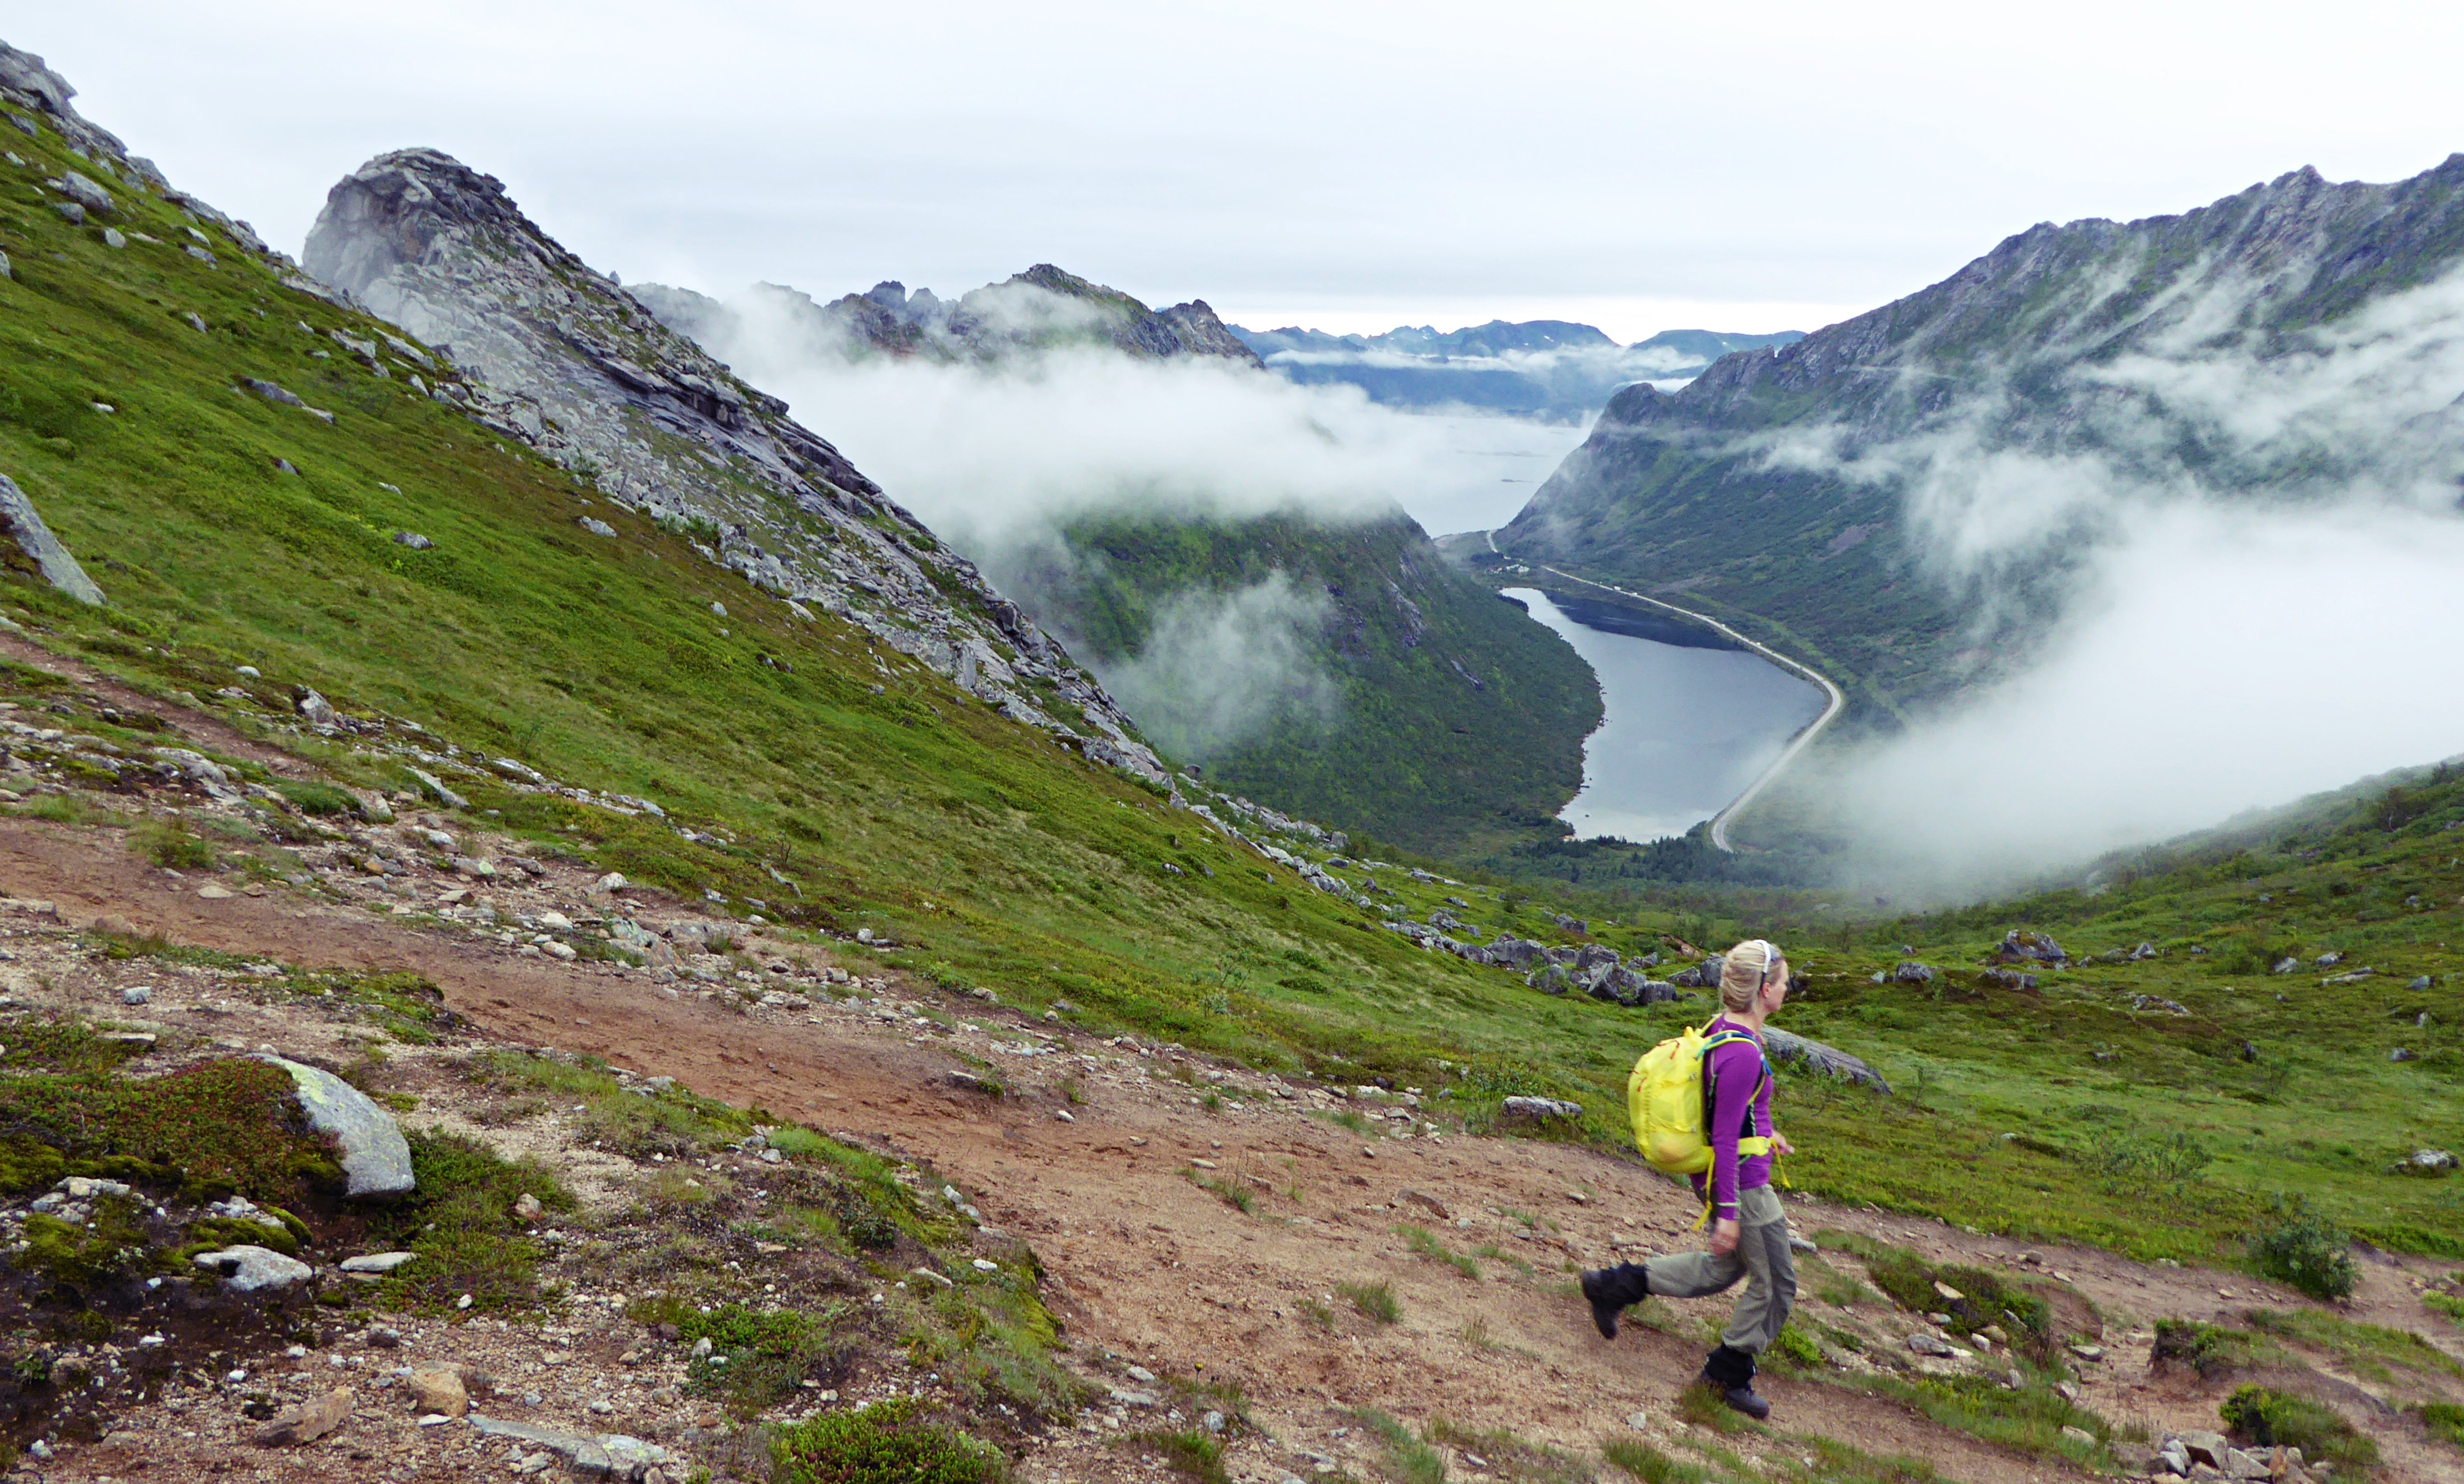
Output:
[
  {"xmin": 2, "ymin": 85, "xmax": 2457, "ymax": 1288},
  {"xmin": 1016, "ymin": 510, "xmax": 1601, "ymax": 856}
]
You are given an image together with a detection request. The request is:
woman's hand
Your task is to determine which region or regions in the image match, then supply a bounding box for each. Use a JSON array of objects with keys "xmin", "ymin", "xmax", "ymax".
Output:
[
  {"xmin": 1711, "ymin": 1218, "xmax": 1741, "ymax": 1256},
  {"xmin": 1771, "ymin": 1130, "xmax": 1795, "ymax": 1157}
]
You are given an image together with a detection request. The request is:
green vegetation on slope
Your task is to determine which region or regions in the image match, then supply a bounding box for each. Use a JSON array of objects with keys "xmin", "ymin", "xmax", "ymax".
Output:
[
  {"xmin": 4, "ymin": 105, "xmax": 2459, "ymax": 1288},
  {"xmin": 1023, "ymin": 510, "xmax": 1600, "ymax": 856}
]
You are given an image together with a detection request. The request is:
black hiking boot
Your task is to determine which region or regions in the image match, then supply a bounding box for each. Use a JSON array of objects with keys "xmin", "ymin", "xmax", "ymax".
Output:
[
  {"xmin": 1700, "ymin": 1344, "xmax": 1770, "ymax": 1419},
  {"xmin": 1579, "ymin": 1264, "xmax": 1650, "ymax": 1340}
]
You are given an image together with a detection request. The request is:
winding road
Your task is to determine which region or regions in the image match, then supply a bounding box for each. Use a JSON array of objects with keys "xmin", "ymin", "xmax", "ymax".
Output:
[{"xmin": 1486, "ymin": 533, "xmax": 1844, "ymax": 852}]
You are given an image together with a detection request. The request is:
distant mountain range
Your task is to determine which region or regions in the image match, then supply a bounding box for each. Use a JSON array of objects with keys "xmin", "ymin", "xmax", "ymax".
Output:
[
  {"xmin": 635, "ymin": 266, "xmax": 1262, "ymax": 369},
  {"xmin": 1229, "ymin": 320, "xmax": 1805, "ymax": 422},
  {"xmin": 1494, "ymin": 156, "xmax": 2464, "ymax": 719}
]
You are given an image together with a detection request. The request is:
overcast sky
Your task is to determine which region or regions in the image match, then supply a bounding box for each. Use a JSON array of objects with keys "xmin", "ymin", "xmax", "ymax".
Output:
[{"xmin": 23, "ymin": 2, "xmax": 2464, "ymax": 341}]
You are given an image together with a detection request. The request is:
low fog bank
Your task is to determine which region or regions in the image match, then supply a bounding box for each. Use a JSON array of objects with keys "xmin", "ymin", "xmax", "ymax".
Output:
[
  {"xmin": 1786, "ymin": 262, "xmax": 2464, "ymax": 895},
  {"xmin": 665, "ymin": 283, "xmax": 1581, "ymax": 756},
  {"xmin": 1825, "ymin": 502, "xmax": 2464, "ymax": 896},
  {"xmin": 1094, "ymin": 573, "xmax": 1340, "ymax": 759}
]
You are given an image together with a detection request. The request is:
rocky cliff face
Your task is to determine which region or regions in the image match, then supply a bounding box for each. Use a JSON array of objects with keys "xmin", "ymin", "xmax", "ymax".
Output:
[
  {"xmin": 1499, "ymin": 157, "xmax": 2464, "ymax": 712},
  {"xmin": 635, "ymin": 264, "xmax": 1265, "ymax": 370},
  {"xmin": 303, "ymin": 149, "xmax": 1166, "ymax": 783}
]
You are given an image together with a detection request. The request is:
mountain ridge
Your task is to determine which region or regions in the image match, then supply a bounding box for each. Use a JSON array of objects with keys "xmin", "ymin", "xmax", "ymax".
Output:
[{"xmin": 1496, "ymin": 155, "xmax": 2464, "ymax": 715}]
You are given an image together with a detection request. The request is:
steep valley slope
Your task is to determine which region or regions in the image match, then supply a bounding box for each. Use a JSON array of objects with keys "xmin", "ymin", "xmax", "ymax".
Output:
[
  {"xmin": 1497, "ymin": 155, "xmax": 2464, "ymax": 723},
  {"xmin": 636, "ymin": 270, "xmax": 1601, "ymax": 857}
]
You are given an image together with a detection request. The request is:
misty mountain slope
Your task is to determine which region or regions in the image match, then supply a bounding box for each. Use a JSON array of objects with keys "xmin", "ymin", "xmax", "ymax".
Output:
[
  {"xmin": 0, "ymin": 37, "xmax": 1662, "ymax": 1113},
  {"xmin": 1232, "ymin": 320, "xmax": 1804, "ymax": 420},
  {"xmin": 297, "ymin": 149, "xmax": 1173, "ymax": 785},
  {"xmin": 1004, "ymin": 510, "xmax": 1602, "ymax": 855},
  {"xmin": 636, "ymin": 265, "xmax": 1262, "ymax": 370},
  {"xmin": 1498, "ymin": 155, "xmax": 2464, "ymax": 715}
]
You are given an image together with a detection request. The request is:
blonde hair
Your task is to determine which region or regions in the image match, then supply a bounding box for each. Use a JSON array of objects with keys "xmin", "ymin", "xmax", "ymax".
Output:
[{"xmin": 1718, "ymin": 939, "xmax": 1783, "ymax": 1014}]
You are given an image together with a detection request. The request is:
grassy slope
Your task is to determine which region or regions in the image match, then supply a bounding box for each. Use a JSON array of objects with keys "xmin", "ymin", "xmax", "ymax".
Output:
[
  {"xmin": 3, "ymin": 118, "xmax": 2456, "ymax": 1277},
  {"xmin": 1022, "ymin": 510, "xmax": 1600, "ymax": 857}
]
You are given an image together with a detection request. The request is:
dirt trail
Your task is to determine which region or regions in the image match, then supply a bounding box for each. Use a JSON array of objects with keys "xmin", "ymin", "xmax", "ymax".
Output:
[{"xmin": 5, "ymin": 824, "xmax": 2460, "ymax": 1483}]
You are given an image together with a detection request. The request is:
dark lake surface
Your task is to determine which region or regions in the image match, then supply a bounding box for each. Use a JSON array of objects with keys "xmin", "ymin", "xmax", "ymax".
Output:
[{"xmin": 1503, "ymin": 587, "xmax": 1826, "ymax": 844}]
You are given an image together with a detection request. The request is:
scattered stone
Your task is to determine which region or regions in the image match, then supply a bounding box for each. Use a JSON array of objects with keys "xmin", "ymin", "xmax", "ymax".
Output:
[
  {"xmin": 410, "ymin": 767, "xmax": 469, "ymax": 809},
  {"xmin": 513, "ymin": 1192, "xmax": 544, "ymax": 1221},
  {"xmin": 2391, "ymin": 1047, "xmax": 2416, "ymax": 1063},
  {"xmin": 259, "ymin": 1053, "xmax": 416, "ymax": 1198},
  {"xmin": 2412, "ymin": 1148, "xmax": 2455, "ymax": 1170},
  {"xmin": 2068, "ymin": 1342, "xmax": 2105, "ymax": 1361},
  {"xmin": 197, "ymin": 884, "xmax": 233, "ymax": 899},
  {"xmin": 910, "ymin": 1266, "xmax": 953, "ymax": 1288},
  {"xmin": 120, "ymin": 986, "xmax": 151, "ymax": 1005},
  {"xmin": 466, "ymin": 1416, "xmax": 672, "ymax": 1479},
  {"xmin": 1907, "ymin": 1333, "xmax": 1957, "ymax": 1358},
  {"xmin": 407, "ymin": 1363, "xmax": 468, "ymax": 1418},
  {"xmin": 1762, "ymin": 1027, "xmax": 1892, "ymax": 1092},
  {"xmin": 1499, "ymin": 1096, "xmax": 1582, "ymax": 1121},
  {"xmin": 340, "ymin": 1251, "xmax": 418, "ymax": 1273},
  {"xmin": 253, "ymin": 1386, "xmax": 353, "ymax": 1446},
  {"xmin": 1933, "ymin": 1280, "xmax": 1963, "ymax": 1302},
  {"xmin": 578, "ymin": 517, "xmax": 617, "ymax": 537},
  {"xmin": 52, "ymin": 200, "xmax": 84, "ymax": 225},
  {"xmin": 393, "ymin": 531, "xmax": 434, "ymax": 550},
  {"xmin": 193, "ymin": 1244, "xmax": 314, "ymax": 1291},
  {"xmin": 182, "ymin": 310, "xmax": 207, "ymax": 333},
  {"xmin": 2060, "ymin": 1425, "xmax": 2096, "ymax": 1448}
]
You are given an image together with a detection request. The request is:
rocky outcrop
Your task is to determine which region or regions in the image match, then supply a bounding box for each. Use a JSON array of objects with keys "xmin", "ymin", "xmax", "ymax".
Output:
[
  {"xmin": 260, "ymin": 1054, "xmax": 413, "ymax": 1198},
  {"xmin": 0, "ymin": 474, "xmax": 104, "ymax": 606},
  {"xmin": 301, "ymin": 149, "xmax": 1165, "ymax": 785}
]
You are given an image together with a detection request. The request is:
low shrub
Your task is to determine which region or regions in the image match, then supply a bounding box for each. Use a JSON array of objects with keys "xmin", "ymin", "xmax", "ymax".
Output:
[
  {"xmin": 671, "ymin": 1302, "xmax": 849, "ymax": 1414},
  {"xmin": 1337, "ymin": 1280, "xmax": 1400, "ymax": 1324},
  {"xmin": 2220, "ymin": 1385, "xmax": 2377, "ymax": 1471},
  {"xmin": 273, "ymin": 780, "xmax": 357, "ymax": 816},
  {"xmin": 2419, "ymin": 1401, "xmax": 2464, "ymax": 1450},
  {"xmin": 770, "ymin": 1398, "xmax": 1004, "ymax": 1484},
  {"xmin": 2248, "ymin": 1196, "xmax": 2357, "ymax": 1301},
  {"xmin": 367, "ymin": 1130, "xmax": 573, "ymax": 1314},
  {"xmin": 2150, "ymin": 1320, "xmax": 2273, "ymax": 1379},
  {"xmin": 133, "ymin": 819, "xmax": 216, "ymax": 870},
  {"xmin": 0, "ymin": 1059, "xmax": 337, "ymax": 1201}
]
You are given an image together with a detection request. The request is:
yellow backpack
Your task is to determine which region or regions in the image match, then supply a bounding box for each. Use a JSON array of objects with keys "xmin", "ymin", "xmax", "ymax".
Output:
[{"xmin": 1627, "ymin": 1019, "xmax": 1771, "ymax": 1182}]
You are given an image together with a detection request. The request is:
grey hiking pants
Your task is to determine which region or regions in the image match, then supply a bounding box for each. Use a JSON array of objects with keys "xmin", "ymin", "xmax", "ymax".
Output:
[{"xmin": 1644, "ymin": 1184, "xmax": 1796, "ymax": 1354}]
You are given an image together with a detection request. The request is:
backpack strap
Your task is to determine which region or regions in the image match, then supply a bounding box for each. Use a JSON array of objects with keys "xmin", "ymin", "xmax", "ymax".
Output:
[{"xmin": 1689, "ymin": 1029, "xmax": 1775, "ymax": 1229}]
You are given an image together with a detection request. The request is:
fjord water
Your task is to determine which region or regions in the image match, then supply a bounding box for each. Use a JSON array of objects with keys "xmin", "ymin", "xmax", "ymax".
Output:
[{"xmin": 1503, "ymin": 588, "xmax": 1826, "ymax": 843}]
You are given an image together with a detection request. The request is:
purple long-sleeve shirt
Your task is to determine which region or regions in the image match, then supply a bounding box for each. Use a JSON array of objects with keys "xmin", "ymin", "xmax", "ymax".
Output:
[{"xmin": 1688, "ymin": 1017, "xmax": 1773, "ymax": 1218}]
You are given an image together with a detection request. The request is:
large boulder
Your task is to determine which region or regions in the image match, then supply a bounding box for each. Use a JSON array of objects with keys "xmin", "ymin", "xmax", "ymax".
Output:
[
  {"xmin": 259, "ymin": 1055, "xmax": 414, "ymax": 1198},
  {"xmin": 1992, "ymin": 930, "xmax": 2066, "ymax": 965},
  {"xmin": 194, "ymin": 1244, "xmax": 314, "ymax": 1291},
  {"xmin": 0, "ymin": 475, "xmax": 105, "ymax": 606},
  {"xmin": 1763, "ymin": 1027, "xmax": 1891, "ymax": 1093}
]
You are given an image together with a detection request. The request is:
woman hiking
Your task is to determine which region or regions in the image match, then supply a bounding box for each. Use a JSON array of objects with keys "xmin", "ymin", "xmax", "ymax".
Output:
[{"xmin": 1579, "ymin": 939, "xmax": 1797, "ymax": 1419}]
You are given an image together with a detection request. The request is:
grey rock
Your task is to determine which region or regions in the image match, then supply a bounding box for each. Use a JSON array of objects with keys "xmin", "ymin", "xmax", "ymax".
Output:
[
  {"xmin": 2131, "ymin": 995, "xmax": 2190, "ymax": 1016},
  {"xmin": 258, "ymin": 1053, "xmax": 415, "ymax": 1197},
  {"xmin": 58, "ymin": 169, "xmax": 114, "ymax": 214},
  {"xmin": 241, "ymin": 377, "xmax": 304, "ymax": 407},
  {"xmin": 2175, "ymin": 1432, "xmax": 2230, "ymax": 1469},
  {"xmin": 1525, "ymin": 963, "xmax": 1573, "ymax": 996},
  {"xmin": 2409, "ymin": 975, "xmax": 2433, "ymax": 990},
  {"xmin": 183, "ymin": 310, "xmax": 207, "ymax": 333},
  {"xmin": 185, "ymin": 244, "xmax": 217, "ymax": 266},
  {"xmin": 410, "ymin": 767, "xmax": 469, "ymax": 809},
  {"xmin": 1762, "ymin": 1027, "xmax": 1891, "ymax": 1092},
  {"xmin": 1891, "ymin": 961, "xmax": 1935, "ymax": 984},
  {"xmin": 2273, "ymin": 957, "xmax": 2299, "ymax": 974},
  {"xmin": 1906, "ymin": 1332, "xmax": 1957, "ymax": 1357},
  {"xmin": 468, "ymin": 1416, "xmax": 671, "ymax": 1479},
  {"xmin": 192, "ymin": 1243, "xmax": 314, "ymax": 1291},
  {"xmin": 1499, "ymin": 1095, "xmax": 1582, "ymax": 1121},
  {"xmin": 1992, "ymin": 930, "xmax": 2067, "ymax": 965},
  {"xmin": 121, "ymin": 986, "xmax": 150, "ymax": 1005},
  {"xmin": 578, "ymin": 517, "xmax": 616, "ymax": 537},
  {"xmin": 100, "ymin": 226, "xmax": 124, "ymax": 248},
  {"xmin": 296, "ymin": 690, "xmax": 339, "ymax": 726},
  {"xmin": 393, "ymin": 531, "xmax": 434, "ymax": 550},
  {"xmin": 2391, "ymin": 1047, "xmax": 2416, "ymax": 1062},
  {"xmin": 0, "ymin": 249, "xmax": 10, "ymax": 279},
  {"xmin": 253, "ymin": 1386, "xmax": 354, "ymax": 1446},
  {"xmin": 339, "ymin": 1250, "xmax": 419, "ymax": 1273},
  {"xmin": 0, "ymin": 473, "xmax": 105, "ymax": 605},
  {"xmin": 52, "ymin": 200, "xmax": 84, "ymax": 225}
]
